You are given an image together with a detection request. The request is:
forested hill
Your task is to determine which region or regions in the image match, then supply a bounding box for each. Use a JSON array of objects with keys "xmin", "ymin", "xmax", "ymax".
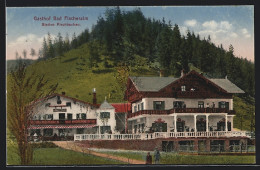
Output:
[{"xmin": 36, "ymin": 7, "xmax": 254, "ymax": 98}]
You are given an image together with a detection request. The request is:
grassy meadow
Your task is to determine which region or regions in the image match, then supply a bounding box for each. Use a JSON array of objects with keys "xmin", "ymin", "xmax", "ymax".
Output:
[{"xmin": 89, "ymin": 148, "xmax": 256, "ymax": 165}]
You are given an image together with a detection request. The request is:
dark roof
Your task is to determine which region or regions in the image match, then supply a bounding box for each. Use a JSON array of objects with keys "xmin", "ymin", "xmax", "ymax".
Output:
[
  {"xmin": 209, "ymin": 79, "xmax": 244, "ymax": 93},
  {"xmin": 129, "ymin": 71, "xmax": 244, "ymax": 94},
  {"xmin": 129, "ymin": 77, "xmax": 178, "ymax": 92}
]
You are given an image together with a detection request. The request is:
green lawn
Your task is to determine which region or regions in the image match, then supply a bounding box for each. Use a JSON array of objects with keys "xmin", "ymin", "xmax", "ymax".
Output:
[
  {"xmin": 7, "ymin": 146, "xmax": 126, "ymax": 165},
  {"xmin": 90, "ymin": 149, "xmax": 256, "ymax": 165}
]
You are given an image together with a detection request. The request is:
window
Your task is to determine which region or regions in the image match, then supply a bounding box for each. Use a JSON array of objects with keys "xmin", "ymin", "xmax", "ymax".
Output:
[
  {"xmin": 66, "ymin": 102, "xmax": 71, "ymax": 107},
  {"xmin": 81, "ymin": 113, "xmax": 86, "ymax": 119},
  {"xmin": 76, "ymin": 113, "xmax": 80, "ymax": 119},
  {"xmin": 198, "ymin": 101, "xmax": 204, "ymax": 108},
  {"xmin": 153, "ymin": 101, "xmax": 165, "ymax": 110},
  {"xmin": 47, "ymin": 114, "xmax": 53, "ymax": 120},
  {"xmin": 152, "ymin": 122, "xmax": 167, "ymax": 132},
  {"xmin": 76, "ymin": 128, "xmax": 84, "ymax": 134},
  {"xmin": 134, "ymin": 106, "xmax": 137, "ymax": 112},
  {"xmin": 43, "ymin": 129, "xmax": 53, "ymax": 136},
  {"xmin": 100, "ymin": 112, "xmax": 110, "ymax": 119},
  {"xmin": 67, "ymin": 113, "xmax": 72, "ymax": 120},
  {"xmin": 141, "ymin": 103, "xmax": 144, "ymax": 110},
  {"xmin": 181, "ymin": 85, "xmax": 186, "ymax": 92},
  {"xmin": 100, "ymin": 126, "xmax": 111, "ymax": 134},
  {"xmin": 173, "ymin": 101, "xmax": 185, "ymax": 108},
  {"xmin": 57, "ymin": 96, "xmax": 61, "ymax": 104},
  {"xmin": 218, "ymin": 101, "xmax": 229, "ymax": 109}
]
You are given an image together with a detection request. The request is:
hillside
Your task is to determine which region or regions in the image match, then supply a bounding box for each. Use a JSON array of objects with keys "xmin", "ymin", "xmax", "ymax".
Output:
[
  {"xmin": 6, "ymin": 59, "xmax": 35, "ymax": 73},
  {"xmin": 7, "ymin": 42, "xmax": 255, "ymax": 131},
  {"xmin": 18, "ymin": 43, "xmax": 158, "ymax": 104}
]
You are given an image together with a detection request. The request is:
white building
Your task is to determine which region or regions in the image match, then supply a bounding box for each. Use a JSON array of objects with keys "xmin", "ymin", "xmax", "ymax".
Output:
[{"xmin": 28, "ymin": 92, "xmax": 117, "ymax": 140}]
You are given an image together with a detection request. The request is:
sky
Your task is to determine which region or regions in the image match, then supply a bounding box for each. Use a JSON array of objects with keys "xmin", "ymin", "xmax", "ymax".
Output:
[{"xmin": 6, "ymin": 6, "xmax": 254, "ymax": 62}]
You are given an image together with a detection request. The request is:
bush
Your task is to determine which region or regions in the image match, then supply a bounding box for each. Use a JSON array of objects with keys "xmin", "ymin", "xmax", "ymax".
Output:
[{"xmin": 31, "ymin": 142, "xmax": 58, "ymax": 149}]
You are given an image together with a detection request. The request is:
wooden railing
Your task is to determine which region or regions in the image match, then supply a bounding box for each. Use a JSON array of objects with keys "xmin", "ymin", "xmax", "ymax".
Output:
[
  {"xmin": 29, "ymin": 119, "xmax": 96, "ymax": 125},
  {"xmin": 74, "ymin": 131, "xmax": 250, "ymax": 141},
  {"xmin": 127, "ymin": 108, "xmax": 235, "ymax": 118}
]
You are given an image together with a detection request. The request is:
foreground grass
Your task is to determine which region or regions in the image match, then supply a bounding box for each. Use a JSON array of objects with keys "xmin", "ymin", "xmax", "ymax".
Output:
[
  {"xmin": 91, "ymin": 149, "xmax": 256, "ymax": 165},
  {"xmin": 7, "ymin": 146, "xmax": 125, "ymax": 165}
]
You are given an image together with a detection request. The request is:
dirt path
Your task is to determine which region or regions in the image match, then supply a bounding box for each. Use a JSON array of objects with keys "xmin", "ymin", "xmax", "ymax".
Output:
[{"xmin": 52, "ymin": 141, "xmax": 146, "ymax": 164}]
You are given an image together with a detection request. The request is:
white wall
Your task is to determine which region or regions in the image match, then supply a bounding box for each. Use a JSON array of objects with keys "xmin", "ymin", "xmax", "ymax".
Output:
[
  {"xmin": 32, "ymin": 96, "xmax": 97, "ymax": 120},
  {"xmin": 96, "ymin": 108, "xmax": 116, "ymax": 133},
  {"xmin": 132, "ymin": 98, "xmax": 233, "ymax": 112}
]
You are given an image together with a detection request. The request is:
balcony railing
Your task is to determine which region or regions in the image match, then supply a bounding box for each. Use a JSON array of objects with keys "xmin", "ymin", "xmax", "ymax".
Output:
[
  {"xmin": 74, "ymin": 131, "xmax": 251, "ymax": 141},
  {"xmin": 29, "ymin": 119, "xmax": 96, "ymax": 125},
  {"xmin": 127, "ymin": 108, "xmax": 235, "ymax": 118}
]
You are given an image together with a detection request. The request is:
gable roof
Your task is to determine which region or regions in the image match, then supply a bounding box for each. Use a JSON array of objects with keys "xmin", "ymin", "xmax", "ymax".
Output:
[
  {"xmin": 129, "ymin": 77, "xmax": 178, "ymax": 92},
  {"xmin": 129, "ymin": 71, "xmax": 244, "ymax": 94},
  {"xmin": 31, "ymin": 93, "xmax": 99, "ymax": 108},
  {"xmin": 209, "ymin": 79, "xmax": 244, "ymax": 93}
]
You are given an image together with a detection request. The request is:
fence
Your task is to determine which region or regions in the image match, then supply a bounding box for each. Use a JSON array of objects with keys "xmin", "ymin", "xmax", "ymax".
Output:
[
  {"xmin": 74, "ymin": 131, "xmax": 252, "ymax": 141},
  {"xmin": 169, "ymin": 144, "xmax": 255, "ymax": 153}
]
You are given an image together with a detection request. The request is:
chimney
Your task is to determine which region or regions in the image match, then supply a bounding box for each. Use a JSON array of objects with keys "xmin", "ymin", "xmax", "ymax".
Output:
[
  {"xmin": 181, "ymin": 69, "xmax": 185, "ymax": 77},
  {"xmin": 92, "ymin": 88, "xmax": 97, "ymax": 105},
  {"xmin": 62, "ymin": 92, "xmax": 65, "ymax": 95}
]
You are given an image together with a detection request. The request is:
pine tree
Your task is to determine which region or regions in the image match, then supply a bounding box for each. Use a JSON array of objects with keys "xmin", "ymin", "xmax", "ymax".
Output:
[
  {"xmin": 47, "ymin": 32, "xmax": 55, "ymax": 58},
  {"xmin": 57, "ymin": 32, "xmax": 64, "ymax": 56}
]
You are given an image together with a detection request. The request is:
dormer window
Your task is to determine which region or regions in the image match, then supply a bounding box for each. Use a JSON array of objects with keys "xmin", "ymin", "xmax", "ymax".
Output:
[
  {"xmin": 181, "ymin": 86, "xmax": 186, "ymax": 92},
  {"xmin": 66, "ymin": 102, "xmax": 71, "ymax": 108}
]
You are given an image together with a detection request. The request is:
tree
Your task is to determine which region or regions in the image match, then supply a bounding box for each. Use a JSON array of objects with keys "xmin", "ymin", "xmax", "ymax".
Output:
[
  {"xmin": 170, "ymin": 24, "xmax": 182, "ymax": 75},
  {"xmin": 57, "ymin": 32, "xmax": 64, "ymax": 56},
  {"xmin": 47, "ymin": 32, "xmax": 55, "ymax": 58},
  {"xmin": 156, "ymin": 24, "xmax": 173, "ymax": 74},
  {"xmin": 114, "ymin": 63, "xmax": 130, "ymax": 133},
  {"xmin": 71, "ymin": 32, "xmax": 78, "ymax": 49},
  {"xmin": 7, "ymin": 58, "xmax": 58, "ymax": 165},
  {"xmin": 42, "ymin": 37, "xmax": 48, "ymax": 59},
  {"xmin": 15, "ymin": 51, "xmax": 20, "ymax": 60},
  {"xmin": 22, "ymin": 49, "xmax": 27, "ymax": 59},
  {"xmin": 64, "ymin": 33, "xmax": 70, "ymax": 52},
  {"xmin": 30, "ymin": 48, "xmax": 36, "ymax": 59}
]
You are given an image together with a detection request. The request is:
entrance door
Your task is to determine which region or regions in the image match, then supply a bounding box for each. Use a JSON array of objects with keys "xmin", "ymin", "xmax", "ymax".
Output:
[{"xmin": 59, "ymin": 113, "xmax": 65, "ymax": 124}]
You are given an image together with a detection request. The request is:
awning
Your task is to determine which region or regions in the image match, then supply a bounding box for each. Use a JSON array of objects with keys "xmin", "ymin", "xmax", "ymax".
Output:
[{"xmin": 28, "ymin": 124, "xmax": 96, "ymax": 129}]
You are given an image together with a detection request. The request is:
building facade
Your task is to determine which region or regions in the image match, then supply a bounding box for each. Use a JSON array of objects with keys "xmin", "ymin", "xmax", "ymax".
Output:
[{"xmin": 28, "ymin": 92, "xmax": 118, "ymax": 140}]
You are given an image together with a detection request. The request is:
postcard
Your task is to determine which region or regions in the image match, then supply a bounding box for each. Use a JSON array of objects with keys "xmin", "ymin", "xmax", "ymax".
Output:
[{"xmin": 6, "ymin": 5, "xmax": 255, "ymax": 166}]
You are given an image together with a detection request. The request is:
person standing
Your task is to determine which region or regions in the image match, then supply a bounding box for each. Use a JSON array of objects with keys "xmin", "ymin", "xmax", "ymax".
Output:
[
  {"xmin": 154, "ymin": 147, "xmax": 160, "ymax": 164},
  {"xmin": 146, "ymin": 152, "xmax": 152, "ymax": 164}
]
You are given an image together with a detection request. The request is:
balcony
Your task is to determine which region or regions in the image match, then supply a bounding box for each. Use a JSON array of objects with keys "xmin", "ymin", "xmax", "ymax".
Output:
[
  {"xmin": 127, "ymin": 108, "xmax": 235, "ymax": 118},
  {"xmin": 29, "ymin": 119, "xmax": 97, "ymax": 125}
]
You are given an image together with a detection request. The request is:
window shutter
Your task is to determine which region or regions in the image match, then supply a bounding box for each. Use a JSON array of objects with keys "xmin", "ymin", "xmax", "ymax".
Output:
[
  {"xmin": 225, "ymin": 102, "xmax": 229, "ymax": 109},
  {"xmin": 218, "ymin": 102, "xmax": 221, "ymax": 108},
  {"xmin": 162, "ymin": 101, "xmax": 165, "ymax": 110}
]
